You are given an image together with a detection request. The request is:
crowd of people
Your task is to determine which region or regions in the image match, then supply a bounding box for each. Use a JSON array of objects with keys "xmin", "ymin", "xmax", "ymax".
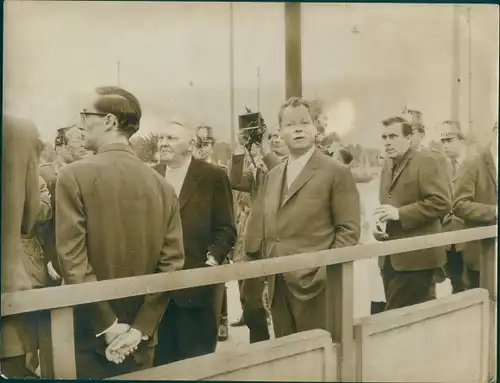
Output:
[{"xmin": 1, "ymin": 86, "xmax": 497, "ymax": 379}]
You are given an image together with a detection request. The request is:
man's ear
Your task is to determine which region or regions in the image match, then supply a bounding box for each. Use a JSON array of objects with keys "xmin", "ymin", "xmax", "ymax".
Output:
[{"xmin": 104, "ymin": 114, "xmax": 117, "ymax": 131}]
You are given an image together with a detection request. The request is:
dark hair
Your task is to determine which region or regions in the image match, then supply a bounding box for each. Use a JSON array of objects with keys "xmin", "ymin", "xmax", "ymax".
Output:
[
  {"xmin": 278, "ymin": 97, "xmax": 313, "ymax": 127},
  {"xmin": 93, "ymin": 86, "xmax": 142, "ymax": 138},
  {"xmin": 337, "ymin": 146, "xmax": 354, "ymax": 165},
  {"xmin": 382, "ymin": 116, "xmax": 413, "ymax": 137}
]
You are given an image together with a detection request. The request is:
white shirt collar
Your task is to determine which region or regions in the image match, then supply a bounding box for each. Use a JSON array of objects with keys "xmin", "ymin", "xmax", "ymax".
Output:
[
  {"xmin": 167, "ymin": 155, "xmax": 192, "ymax": 173},
  {"xmin": 287, "ymin": 147, "xmax": 315, "ymax": 168}
]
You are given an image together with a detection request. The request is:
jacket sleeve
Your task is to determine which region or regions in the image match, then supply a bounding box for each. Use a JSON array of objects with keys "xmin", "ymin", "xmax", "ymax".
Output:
[
  {"xmin": 36, "ymin": 176, "xmax": 52, "ymax": 223},
  {"xmin": 330, "ymin": 165, "xmax": 361, "ymax": 248},
  {"xmin": 56, "ymin": 168, "xmax": 117, "ymax": 334},
  {"xmin": 452, "ymin": 160, "xmax": 497, "ymax": 223},
  {"xmin": 208, "ymin": 171, "xmax": 238, "ymax": 264},
  {"xmin": 22, "ymin": 146, "xmax": 41, "ymax": 235},
  {"xmin": 132, "ymin": 192, "xmax": 185, "ymax": 337},
  {"xmin": 230, "ymin": 154, "xmax": 255, "ymax": 192},
  {"xmin": 398, "ymin": 155, "xmax": 452, "ymax": 230},
  {"xmin": 262, "ymin": 152, "xmax": 282, "ymax": 171}
]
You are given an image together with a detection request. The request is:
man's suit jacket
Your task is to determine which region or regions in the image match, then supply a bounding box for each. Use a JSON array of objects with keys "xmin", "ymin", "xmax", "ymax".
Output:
[
  {"xmin": 452, "ymin": 149, "xmax": 497, "ymax": 271},
  {"xmin": 39, "ymin": 161, "xmax": 62, "ymax": 276},
  {"xmin": 153, "ymin": 158, "xmax": 237, "ymax": 307},
  {"xmin": 1, "ymin": 115, "xmax": 41, "ymax": 358},
  {"xmin": 263, "ymin": 150, "xmax": 361, "ymax": 302},
  {"xmin": 56, "ymin": 143, "xmax": 185, "ymax": 355},
  {"xmin": 441, "ymin": 156, "xmax": 467, "ymax": 251},
  {"xmin": 230, "ymin": 152, "xmax": 282, "ymax": 255},
  {"xmin": 379, "ymin": 149, "xmax": 451, "ymax": 271}
]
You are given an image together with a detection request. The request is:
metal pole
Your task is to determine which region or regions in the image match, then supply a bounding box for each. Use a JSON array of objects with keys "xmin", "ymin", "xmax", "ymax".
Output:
[
  {"xmin": 257, "ymin": 65, "xmax": 261, "ymax": 112},
  {"xmin": 117, "ymin": 60, "xmax": 121, "ymax": 86},
  {"xmin": 285, "ymin": 3, "xmax": 302, "ymax": 99},
  {"xmin": 229, "ymin": 2, "xmax": 236, "ymax": 148},
  {"xmin": 467, "ymin": 7, "xmax": 473, "ymax": 135},
  {"xmin": 451, "ymin": 5, "xmax": 460, "ymax": 121}
]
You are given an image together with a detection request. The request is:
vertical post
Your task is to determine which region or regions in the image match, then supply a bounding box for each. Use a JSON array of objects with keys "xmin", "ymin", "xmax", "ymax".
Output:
[
  {"xmin": 326, "ymin": 262, "xmax": 355, "ymax": 381},
  {"xmin": 229, "ymin": 2, "xmax": 236, "ymax": 148},
  {"xmin": 466, "ymin": 7, "xmax": 473, "ymax": 135},
  {"xmin": 51, "ymin": 307, "xmax": 77, "ymax": 379},
  {"xmin": 451, "ymin": 5, "xmax": 461, "ymax": 121},
  {"xmin": 480, "ymin": 242, "xmax": 497, "ymax": 381},
  {"xmin": 284, "ymin": 3, "xmax": 302, "ymax": 99}
]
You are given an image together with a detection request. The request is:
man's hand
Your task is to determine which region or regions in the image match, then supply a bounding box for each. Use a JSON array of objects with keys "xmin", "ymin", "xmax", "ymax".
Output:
[
  {"xmin": 260, "ymin": 131, "xmax": 271, "ymax": 156},
  {"xmin": 372, "ymin": 229, "xmax": 389, "ymax": 241},
  {"xmin": 374, "ymin": 205, "xmax": 400, "ymax": 223},
  {"xmin": 47, "ymin": 261, "xmax": 61, "ymax": 280},
  {"xmin": 105, "ymin": 328, "xmax": 145, "ymax": 364},
  {"xmin": 102, "ymin": 322, "xmax": 131, "ymax": 364}
]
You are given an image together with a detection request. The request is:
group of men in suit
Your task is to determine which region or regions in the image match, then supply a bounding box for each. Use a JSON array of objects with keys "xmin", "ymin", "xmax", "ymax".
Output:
[
  {"xmin": 374, "ymin": 110, "xmax": 497, "ymax": 310},
  {"xmin": 2, "ymin": 87, "xmax": 497, "ymax": 379}
]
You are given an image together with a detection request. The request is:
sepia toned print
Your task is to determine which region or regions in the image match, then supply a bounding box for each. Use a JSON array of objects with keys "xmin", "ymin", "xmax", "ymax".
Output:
[{"xmin": 1, "ymin": 1, "xmax": 498, "ymax": 381}]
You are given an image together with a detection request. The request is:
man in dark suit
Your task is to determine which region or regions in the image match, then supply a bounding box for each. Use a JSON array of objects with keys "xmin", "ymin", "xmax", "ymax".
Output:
[
  {"xmin": 39, "ymin": 122, "xmax": 91, "ymax": 286},
  {"xmin": 152, "ymin": 117, "xmax": 236, "ymax": 365},
  {"xmin": 453, "ymin": 122, "xmax": 498, "ymax": 289},
  {"xmin": 1, "ymin": 115, "xmax": 42, "ymax": 378},
  {"xmin": 230, "ymin": 130, "xmax": 285, "ymax": 343},
  {"xmin": 263, "ymin": 97, "xmax": 361, "ymax": 337},
  {"xmin": 438, "ymin": 121, "xmax": 468, "ymax": 293},
  {"xmin": 374, "ymin": 116, "xmax": 451, "ymax": 310},
  {"xmin": 55, "ymin": 87, "xmax": 185, "ymax": 379}
]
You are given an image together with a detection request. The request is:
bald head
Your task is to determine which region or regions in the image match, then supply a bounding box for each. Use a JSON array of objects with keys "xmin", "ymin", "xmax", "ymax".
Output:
[{"xmin": 155, "ymin": 116, "xmax": 196, "ymax": 167}]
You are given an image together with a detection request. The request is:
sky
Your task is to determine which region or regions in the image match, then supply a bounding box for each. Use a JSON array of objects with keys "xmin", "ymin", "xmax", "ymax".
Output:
[{"xmin": 3, "ymin": 2, "xmax": 499, "ymax": 148}]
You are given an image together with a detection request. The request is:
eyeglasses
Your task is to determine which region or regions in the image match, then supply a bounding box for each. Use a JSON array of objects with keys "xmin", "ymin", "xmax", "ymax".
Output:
[{"xmin": 80, "ymin": 111, "xmax": 107, "ymax": 120}]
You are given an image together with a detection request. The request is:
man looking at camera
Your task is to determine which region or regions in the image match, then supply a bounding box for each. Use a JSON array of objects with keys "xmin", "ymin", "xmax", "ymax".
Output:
[{"xmin": 374, "ymin": 116, "xmax": 451, "ymax": 310}]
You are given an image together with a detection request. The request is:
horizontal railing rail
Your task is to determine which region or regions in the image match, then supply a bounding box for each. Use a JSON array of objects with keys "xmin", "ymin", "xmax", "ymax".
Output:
[{"xmin": 2, "ymin": 225, "xmax": 497, "ymax": 317}]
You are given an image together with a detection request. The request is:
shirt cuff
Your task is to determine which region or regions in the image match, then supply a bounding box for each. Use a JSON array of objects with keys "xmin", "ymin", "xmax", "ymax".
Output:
[{"xmin": 95, "ymin": 318, "xmax": 118, "ymax": 338}]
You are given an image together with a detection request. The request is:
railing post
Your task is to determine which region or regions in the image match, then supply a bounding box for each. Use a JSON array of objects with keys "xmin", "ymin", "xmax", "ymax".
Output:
[
  {"xmin": 284, "ymin": 2, "xmax": 302, "ymax": 99},
  {"xmin": 480, "ymin": 239, "xmax": 497, "ymax": 382},
  {"xmin": 40, "ymin": 307, "xmax": 77, "ymax": 379},
  {"xmin": 326, "ymin": 262, "xmax": 355, "ymax": 381}
]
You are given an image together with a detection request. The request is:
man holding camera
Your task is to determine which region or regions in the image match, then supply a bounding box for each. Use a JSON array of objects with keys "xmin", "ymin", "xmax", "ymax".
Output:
[
  {"xmin": 229, "ymin": 116, "xmax": 287, "ymax": 343},
  {"xmin": 262, "ymin": 97, "xmax": 360, "ymax": 337}
]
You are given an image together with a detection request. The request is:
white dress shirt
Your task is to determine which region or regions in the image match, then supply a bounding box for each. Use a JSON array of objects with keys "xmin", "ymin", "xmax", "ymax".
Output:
[
  {"xmin": 166, "ymin": 156, "xmax": 192, "ymax": 197},
  {"xmin": 286, "ymin": 147, "xmax": 315, "ymax": 189}
]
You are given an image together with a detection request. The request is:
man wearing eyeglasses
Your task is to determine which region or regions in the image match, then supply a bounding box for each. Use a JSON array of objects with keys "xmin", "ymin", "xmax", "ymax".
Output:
[
  {"xmin": 55, "ymin": 86, "xmax": 185, "ymax": 379},
  {"xmin": 374, "ymin": 116, "xmax": 451, "ymax": 310}
]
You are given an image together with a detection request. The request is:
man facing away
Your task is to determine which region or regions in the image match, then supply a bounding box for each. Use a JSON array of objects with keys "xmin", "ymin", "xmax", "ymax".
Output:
[
  {"xmin": 1, "ymin": 115, "xmax": 42, "ymax": 378},
  {"xmin": 230, "ymin": 130, "xmax": 287, "ymax": 343},
  {"xmin": 438, "ymin": 120, "xmax": 468, "ymax": 293},
  {"xmin": 39, "ymin": 122, "xmax": 91, "ymax": 286},
  {"xmin": 374, "ymin": 116, "xmax": 451, "ymax": 310},
  {"xmin": 453, "ymin": 121, "xmax": 498, "ymax": 289},
  {"xmin": 152, "ymin": 117, "xmax": 236, "ymax": 366},
  {"xmin": 262, "ymin": 97, "xmax": 361, "ymax": 337},
  {"xmin": 55, "ymin": 86, "xmax": 185, "ymax": 379}
]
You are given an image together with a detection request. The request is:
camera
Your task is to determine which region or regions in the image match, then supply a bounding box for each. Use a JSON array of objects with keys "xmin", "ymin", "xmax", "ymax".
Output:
[{"xmin": 238, "ymin": 108, "xmax": 266, "ymax": 152}]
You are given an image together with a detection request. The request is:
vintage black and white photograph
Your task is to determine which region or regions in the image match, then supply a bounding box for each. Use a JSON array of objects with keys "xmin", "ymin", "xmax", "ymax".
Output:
[{"xmin": 1, "ymin": 1, "xmax": 498, "ymax": 381}]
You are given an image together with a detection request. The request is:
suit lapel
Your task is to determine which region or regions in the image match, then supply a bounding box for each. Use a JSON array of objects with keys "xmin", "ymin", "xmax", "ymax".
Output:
[
  {"xmin": 154, "ymin": 163, "xmax": 167, "ymax": 177},
  {"xmin": 389, "ymin": 150, "xmax": 414, "ymax": 191},
  {"xmin": 266, "ymin": 163, "xmax": 286, "ymax": 220},
  {"xmin": 281, "ymin": 150, "xmax": 318, "ymax": 208},
  {"xmin": 179, "ymin": 159, "xmax": 203, "ymax": 210},
  {"xmin": 484, "ymin": 150, "xmax": 498, "ymax": 192}
]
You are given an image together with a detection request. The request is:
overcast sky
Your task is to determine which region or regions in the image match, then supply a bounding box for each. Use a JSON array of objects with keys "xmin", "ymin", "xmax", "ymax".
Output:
[{"xmin": 3, "ymin": 2, "xmax": 498, "ymax": 147}]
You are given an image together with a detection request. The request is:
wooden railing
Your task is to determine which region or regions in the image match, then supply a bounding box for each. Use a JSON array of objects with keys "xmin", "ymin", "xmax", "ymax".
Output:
[{"xmin": 1, "ymin": 226, "xmax": 497, "ymax": 380}]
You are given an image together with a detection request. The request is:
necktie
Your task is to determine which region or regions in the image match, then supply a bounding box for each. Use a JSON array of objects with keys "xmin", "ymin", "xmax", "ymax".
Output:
[{"xmin": 451, "ymin": 159, "xmax": 458, "ymax": 176}]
